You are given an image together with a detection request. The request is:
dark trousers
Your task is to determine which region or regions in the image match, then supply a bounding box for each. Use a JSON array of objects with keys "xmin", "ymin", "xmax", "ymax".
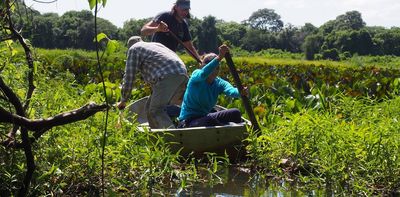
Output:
[{"xmin": 183, "ymin": 108, "xmax": 242, "ymax": 128}]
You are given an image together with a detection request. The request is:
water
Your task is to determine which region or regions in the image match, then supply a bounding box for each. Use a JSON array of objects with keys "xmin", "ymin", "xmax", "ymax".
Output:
[{"xmin": 173, "ymin": 166, "xmax": 326, "ymax": 197}]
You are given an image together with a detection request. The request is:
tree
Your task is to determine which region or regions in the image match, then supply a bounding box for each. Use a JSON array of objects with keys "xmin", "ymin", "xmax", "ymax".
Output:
[
  {"xmin": 197, "ymin": 15, "xmax": 219, "ymax": 54},
  {"xmin": 0, "ymin": 1, "xmax": 108, "ymax": 196},
  {"xmin": 97, "ymin": 17, "xmax": 119, "ymax": 40},
  {"xmin": 31, "ymin": 13, "xmax": 58, "ymax": 48},
  {"xmin": 277, "ymin": 24, "xmax": 300, "ymax": 52},
  {"xmin": 351, "ymin": 29, "xmax": 374, "ymax": 55},
  {"xmin": 301, "ymin": 23, "xmax": 318, "ymax": 35},
  {"xmin": 19, "ymin": 9, "xmax": 118, "ymax": 50},
  {"xmin": 335, "ymin": 11, "xmax": 365, "ymax": 31},
  {"xmin": 321, "ymin": 48, "xmax": 340, "ymax": 61},
  {"xmin": 241, "ymin": 29, "xmax": 278, "ymax": 51},
  {"xmin": 374, "ymin": 28, "xmax": 400, "ymax": 56},
  {"xmin": 186, "ymin": 16, "xmax": 202, "ymax": 50},
  {"xmin": 119, "ymin": 18, "xmax": 150, "ymax": 42},
  {"xmin": 319, "ymin": 10, "xmax": 365, "ymax": 35},
  {"xmin": 245, "ymin": 8, "xmax": 283, "ymax": 32},
  {"xmin": 302, "ymin": 34, "xmax": 323, "ymax": 60},
  {"xmin": 287, "ymin": 23, "xmax": 318, "ymax": 53},
  {"xmin": 216, "ymin": 21, "xmax": 247, "ymax": 47}
]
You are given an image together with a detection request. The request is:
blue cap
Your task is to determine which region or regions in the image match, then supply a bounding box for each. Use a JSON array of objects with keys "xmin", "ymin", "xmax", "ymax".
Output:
[{"xmin": 176, "ymin": 0, "xmax": 190, "ymax": 9}]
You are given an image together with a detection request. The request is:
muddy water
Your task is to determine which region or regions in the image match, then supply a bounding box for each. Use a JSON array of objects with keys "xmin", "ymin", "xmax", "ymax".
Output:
[{"xmin": 174, "ymin": 166, "xmax": 326, "ymax": 197}]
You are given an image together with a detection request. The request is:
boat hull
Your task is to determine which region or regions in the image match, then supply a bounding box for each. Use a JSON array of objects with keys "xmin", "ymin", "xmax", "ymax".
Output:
[{"xmin": 126, "ymin": 97, "xmax": 250, "ymax": 158}]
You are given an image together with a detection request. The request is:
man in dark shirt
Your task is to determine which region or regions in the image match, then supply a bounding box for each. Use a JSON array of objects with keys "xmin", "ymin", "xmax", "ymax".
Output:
[{"xmin": 141, "ymin": 0, "xmax": 200, "ymax": 60}]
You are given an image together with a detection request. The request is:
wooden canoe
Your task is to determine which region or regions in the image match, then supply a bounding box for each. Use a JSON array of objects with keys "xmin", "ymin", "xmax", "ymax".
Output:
[{"xmin": 126, "ymin": 97, "xmax": 250, "ymax": 158}]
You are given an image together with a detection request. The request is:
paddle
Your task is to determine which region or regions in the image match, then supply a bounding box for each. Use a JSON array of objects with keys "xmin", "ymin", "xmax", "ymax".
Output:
[
  {"xmin": 168, "ymin": 30, "xmax": 202, "ymax": 64},
  {"xmin": 225, "ymin": 53, "xmax": 260, "ymax": 132}
]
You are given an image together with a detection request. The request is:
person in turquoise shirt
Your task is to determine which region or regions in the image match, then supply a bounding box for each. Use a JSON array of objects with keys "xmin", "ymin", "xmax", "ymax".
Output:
[{"xmin": 178, "ymin": 44, "xmax": 246, "ymax": 128}]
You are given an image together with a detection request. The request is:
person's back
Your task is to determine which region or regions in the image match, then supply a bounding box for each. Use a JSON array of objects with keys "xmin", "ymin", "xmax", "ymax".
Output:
[
  {"xmin": 118, "ymin": 37, "xmax": 189, "ymax": 129},
  {"xmin": 127, "ymin": 42, "xmax": 187, "ymax": 84}
]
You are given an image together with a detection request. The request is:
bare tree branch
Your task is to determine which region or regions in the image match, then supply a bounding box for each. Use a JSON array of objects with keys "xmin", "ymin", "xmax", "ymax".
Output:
[
  {"xmin": 0, "ymin": 102, "xmax": 108, "ymax": 132},
  {"xmin": 0, "ymin": 77, "xmax": 25, "ymax": 115},
  {"xmin": 1, "ymin": 1, "xmax": 107, "ymax": 195},
  {"xmin": 0, "ymin": 76, "xmax": 26, "ymax": 143},
  {"xmin": 5, "ymin": 1, "xmax": 36, "ymax": 112},
  {"xmin": 4, "ymin": 1, "xmax": 36, "ymax": 195},
  {"xmin": 0, "ymin": 36, "xmax": 14, "ymax": 42}
]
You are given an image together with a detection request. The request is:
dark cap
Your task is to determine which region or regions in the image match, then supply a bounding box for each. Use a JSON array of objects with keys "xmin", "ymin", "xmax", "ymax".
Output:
[{"xmin": 176, "ymin": 0, "xmax": 190, "ymax": 9}]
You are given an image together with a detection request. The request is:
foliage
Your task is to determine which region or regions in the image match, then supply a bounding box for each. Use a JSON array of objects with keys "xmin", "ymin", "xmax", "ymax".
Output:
[
  {"xmin": 245, "ymin": 8, "xmax": 284, "ymax": 32},
  {"xmin": 17, "ymin": 8, "xmax": 118, "ymax": 50},
  {"xmin": 321, "ymin": 48, "xmax": 340, "ymax": 61},
  {"xmin": 0, "ymin": 46, "xmax": 223, "ymax": 195},
  {"xmin": 2, "ymin": 1, "xmax": 400, "ymax": 195},
  {"xmin": 119, "ymin": 18, "xmax": 150, "ymax": 43},
  {"xmin": 241, "ymin": 29, "xmax": 278, "ymax": 52},
  {"xmin": 197, "ymin": 16, "xmax": 219, "ymax": 54},
  {"xmin": 303, "ymin": 34, "xmax": 324, "ymax": 60},
  {"xmin": 8, "ymin": 3, "xmax": 400, "ymax": 60},
  {"xmin": 246, "ymin": 96, "xmax": 400, "ymax": 195},
  {"xmin": 2, "ymin": 45, "xmax": 400, "ymax": 195},
  {"xmin": 216, "ymin": 21, "xmax": 247, "ymax": 47},
  {"xmin": 374, "ymin": 28, "xmax": 400, "ymax": 56}
]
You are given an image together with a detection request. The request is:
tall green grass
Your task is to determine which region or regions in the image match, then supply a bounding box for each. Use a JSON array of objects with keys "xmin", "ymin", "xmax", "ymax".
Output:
[
  {"xmin": 1, "ymin": 47, "xmax": 399, "ymax": 195},
  {"xmin": 245, "ymin": 95, "xmax": 400, "ymax": 195}
]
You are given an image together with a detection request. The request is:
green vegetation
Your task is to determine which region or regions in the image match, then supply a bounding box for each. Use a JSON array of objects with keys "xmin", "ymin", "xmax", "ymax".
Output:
[
  {"xmin": 1, "ymin": 46, "xmax": 399, "ymax": 195},
  {"xmin": 247, "ymin": 97, "xmax": 400, "ymax": 195},
  {"xmin": 1, "ymin": 1, "xmax": 399, "ymax": 196},
  {"xmin": 10, "ymin": 0, "xmax": 400, "ymax": 59}
]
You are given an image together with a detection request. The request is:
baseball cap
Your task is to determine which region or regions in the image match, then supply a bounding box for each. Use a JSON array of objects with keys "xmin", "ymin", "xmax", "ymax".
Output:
[
  {"xmin": 127, "ymin": 36, "xmax": 143, "ymax": 48},
  {"xmin": 176, "ymin": 0, "xmax": 190, "ymax": 9}
]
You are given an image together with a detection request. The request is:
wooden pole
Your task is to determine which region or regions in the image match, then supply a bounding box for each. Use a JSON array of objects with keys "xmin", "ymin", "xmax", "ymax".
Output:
[
  {"xmin": 168, "ymin": 30, "xmax": 202, "ymax": 64},
  {"xmin": 225, "ymin": 53, "xmax": 260, "ymax": 132}
]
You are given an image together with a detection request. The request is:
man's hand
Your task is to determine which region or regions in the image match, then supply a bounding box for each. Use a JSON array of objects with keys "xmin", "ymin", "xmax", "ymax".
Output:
[
  {"xmin": 157, "ymin": 21, "xmax": 169, "ymax": 32},
  {"xmin": 117, "ymin": 101, "xmax": 126, "ymax": 110}
]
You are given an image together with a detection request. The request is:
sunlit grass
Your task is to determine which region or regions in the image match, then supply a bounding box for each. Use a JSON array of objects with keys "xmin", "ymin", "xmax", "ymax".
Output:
[{"xmin": 1, "ymin": 47, "xmax": 399, "ymax": 195}]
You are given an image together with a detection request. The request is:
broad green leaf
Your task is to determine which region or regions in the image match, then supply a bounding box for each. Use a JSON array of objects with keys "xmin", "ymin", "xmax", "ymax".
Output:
[
  {"xmin": 105, "ymin": 40, "xmax": 119, "ymax": 54},
  {"xmin": 88, "ymin": 0, "xmax": 106, "ymax": 10},
  {"xmin": 95, "ymin": 32, "xmax": 108, "ymax": 42},
  {"xmin": 88, "ymin": 0, "xmax": 96, "ymax": 10}
]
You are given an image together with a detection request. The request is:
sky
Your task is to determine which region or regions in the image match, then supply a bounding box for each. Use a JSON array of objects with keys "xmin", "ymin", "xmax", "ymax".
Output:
[{"xmin": 24, "ymin": 0, "xmax": 400, "ymax": 28}]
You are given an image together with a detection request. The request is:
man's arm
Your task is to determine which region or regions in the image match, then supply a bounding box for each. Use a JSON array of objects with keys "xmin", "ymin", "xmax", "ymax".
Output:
[
  {"xmin": 117, "ymin": 49, "xmax": 138, "ymax": 109},
  {"xmin": 141, "ymin": 20, "xmax": 169, "ymax": 36}
]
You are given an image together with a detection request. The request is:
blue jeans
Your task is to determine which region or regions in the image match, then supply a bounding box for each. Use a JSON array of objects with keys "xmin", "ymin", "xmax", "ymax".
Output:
[
  {"xmin": 181, "ymin": 108, "xmax": 242, "ymax": 128},
  {"xmin": 146, "ymin": 74, "xmax": 188, "ymax": 129}
]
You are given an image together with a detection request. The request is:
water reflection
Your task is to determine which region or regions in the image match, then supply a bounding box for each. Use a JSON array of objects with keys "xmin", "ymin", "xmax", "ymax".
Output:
[{"xmin": 174, "ymin": 166, "xmax": 324, "ymax": 197}]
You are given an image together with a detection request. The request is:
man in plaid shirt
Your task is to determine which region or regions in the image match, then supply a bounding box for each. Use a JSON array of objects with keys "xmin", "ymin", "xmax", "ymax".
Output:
[{"xmin": 117, "ymin": 36, "xmax": 188, "ymax": 129}]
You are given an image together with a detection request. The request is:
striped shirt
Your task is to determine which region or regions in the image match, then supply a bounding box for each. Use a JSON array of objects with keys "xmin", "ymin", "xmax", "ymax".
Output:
[{"xmin": 121, "ymin": 42, "xmax": 188, "ymax": 102}]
